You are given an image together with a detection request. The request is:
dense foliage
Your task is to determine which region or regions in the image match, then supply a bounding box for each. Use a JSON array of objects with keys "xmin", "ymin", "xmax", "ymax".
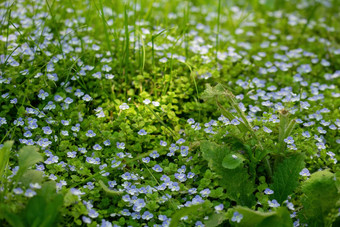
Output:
[{"xmin": 0, "ymin": 0, "xmax": 339, "ymax": 226}]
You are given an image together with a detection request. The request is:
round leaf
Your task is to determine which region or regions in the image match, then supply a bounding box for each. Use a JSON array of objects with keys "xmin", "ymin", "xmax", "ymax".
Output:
[{"xmin": 222, "ymin": 153, "xmax": 245, "ymax": 169}]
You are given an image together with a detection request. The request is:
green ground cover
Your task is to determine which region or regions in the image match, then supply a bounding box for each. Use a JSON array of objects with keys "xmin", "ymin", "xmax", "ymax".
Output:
[{"xmin": 0, "ymin": 0, "xmax": 339, "ymax": 226}]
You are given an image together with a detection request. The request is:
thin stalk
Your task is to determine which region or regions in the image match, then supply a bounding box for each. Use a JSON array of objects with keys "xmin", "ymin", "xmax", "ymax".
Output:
[{"xmin": 216, "ymin": 0, "xmax": 221, "ymax": 62}]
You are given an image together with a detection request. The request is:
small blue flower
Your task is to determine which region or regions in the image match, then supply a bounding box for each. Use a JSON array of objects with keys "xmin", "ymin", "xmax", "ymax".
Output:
[
  {"xmin": 299, "ymin": 168, "xmax": 310, "ymax": 177},
  {"xmin": 82, "ymin": 94, "xmax": 92, "ymax": 101},
  {"xmin": 149, "ymin": 150, "xmax": 159, "ymax": 159},
  {"xmin": 38, "ymin": 89, "xmax": 49, "ymax": 100},
  {"xmin": 93, "ymin": 144, "xmax": 102, "ymax": 150},
  {"xmin": 143, "ymin": 99, "xmax": 151, "ymax": 105},
  {"xmin": 119, "ymin": 103, "xmax": 129, "ymax": 110},
  {"xmin": 24, "ymin": 189, "xmax": 37, "ymax": 197},
  {"xmin": 231, "ymin": 119, "xmax": 240, "ymax": 125},
  {"xmin": 142, "ymin": 211, "xmax": 154, "ymax": 220},
  {"xmin": 138, "ymin": 129, "xmax": 147, "ymax": 135},
  {"xmin": 160, "ymin": 140, "xmax": 167, "ymax": 146},
  {"xmin": 284, "ymin": 136, "xmax": 294, "ymax": 144},
  {"xmin": 200, "ymin": 188, "xmax": 211, "ymax": 197},
  {"xmin": 263, "ymin": 126, "xmax": 272, "ymax": 133},
  {"xmin": 13, "ymin": 188, "xmax": 23, "ymax": 194},
  {"xmin": 86, "ymin": 130, "xmax": 96, "ymax": 137},
  {"xmin": 187, "ymin": 118, "xmax": 195, "ymax": 125},
  {"xmin": 152, "ymin": 164, "xmax": 163, "ymax": 172},
  {"xmin": 82, "ymin": 216, "xmax": 91, "ymax": 224},
  {"xmin": 231, "ymin": 211, "xmax": 243, "ymax": 223},
  {"xmin": 268, "ymin": 199, "xmax": 280, "ymax": 208},
  {"xmin": 142, "ymin": 157, "xmax": 150, "ymax": 163},
  {"xmin": 214, "ymin": 204, "xmax": 224, "ymax": 211},
  {"xmin": 195, "ymin": 221, "xmax": 204, "ymax": 227},
  {"xmin": 116, "ymin": 142, "xmax": 125, "ymax": 149},
  {"xmin": 103, "ymin": 139, "xmax": 110, "ymax": 146},
  {"xmin": 264, "ymin": 188, "xmax": 274, "ymax": 195},
  {"xmin": 302, "ymin": 131, "xmax": 310, "ymax": 138}
]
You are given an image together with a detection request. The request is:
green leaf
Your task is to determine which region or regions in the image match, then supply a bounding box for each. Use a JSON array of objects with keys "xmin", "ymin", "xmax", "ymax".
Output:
[
  {"xmin": 233, "ymin": 206, "xmax": 292, "ymax": 227},
  {"xmin": 201, "ymin": 141, "xmax": 226, "ymax": 174},
  {"xmin": 18, "ymin": 146, "xmax": 43, "ymax": 174},
  {"xmin": 204, "ymin": 213, "xmax": 227, "ymax": 227},
  {"xmin": 270, "ymin": 153, "xmax": 305, "ymax": 203},
  {"xmin": 200, "ymin": 83, "xmax": 226, "ymax": 102},
  {"xmin": 0, "ymin": 141, "xmax": 14, "ymax": 178},
  {"xmin": 0, "ymin": 205, "xmax": 24, "ymax": 227},
  {"xmin": 19, "ymin": 170, "xmax": 44, "ymax": 187},
  {"xmin": 64, "ymin": 189, "xmax": 79, "ymax": 207},
  {"xmin": 222, "ymin": 153, "xmax": 245, "ymax": 169},
  {"xmin": 201, "ymin": 141, "xmax": 255, "ymax": 206},
  {"xmin": 23, "ymin": 182, "xmax": 63, "ymax": 227},
  {"xmin": 169, "ymin": 202, "xmax": 210, "ymax": 227},
  {"xmin": 299, "ymin": 170, "xmax": 340, "ymax": 226}
]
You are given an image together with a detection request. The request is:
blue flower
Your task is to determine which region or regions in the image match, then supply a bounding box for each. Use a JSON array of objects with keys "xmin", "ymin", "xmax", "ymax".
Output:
[
  {"xmin": 108, "ymin": 181, "xmax": 117, "ymax": 188},
  {"xmin": 138, "ymin": 129, "xmax": 147, "ymax": 135},
  {"xmin": 13, "ymin": 188, "xmax": 23, "ymax": 194},
  {"xmin": 88, "ymin": 209, "xmax": 99, "ymax": 218},
  {"xmin": 142, "ymin": 211, "xmax": 154, "ymax": 220},
  {"xmin": 231, "ymin": 211, "xmax": 243, "ymax": 223},
  {"xmin": 142, "ymin": 157, "xmax": 150, "ymax": 163},
  {"xmin": 187, "ymin": 118, "xmax": 195, "ymax": 125},
  {"xmin": 214, "ymin": 204, "xmax": 224, "ymax": 211},
  {"xmin": 263, "ymin": 126, "xmax": 272, "ymax": 133},
  {"xmin": 38, "ymin": 89, "xmax": 49, "ymax": 100},
  {"xmin": 160, "ymin": 140, "xmax": 167, "ymax": 146},
  {"xmin": 284, "ymin": 136, "xmax": 294, "ymax": 144},
  {"xmin": 299, "ymin": 168, "xmax": 310, "ymax": 177},
  {"xmin": 64, "ymin": 97, "xmax": 74, "ymax": 104},
  {"xmin": 149, "ymin": 150, "xmax": 159, "ymax": 159},
  {"xmin": 152, "ymin": 164, "xmax": 163, "ymax": 172},
  {"xmin": 231, "ymin": 119, "xmax": 240, "ymax": 125},
  {"xmin": 24, "ymin": 189, "xmax": 37, "ymax": 197},
  {"xmin": 85, "ymin": 130, "xmax": 96, "ymax": 137},
  {"xmin": 268, "ymin": 199, "xmax": 280, "ymax": 208},
  {"xmin": 82, "ymin": 216, "xmax": 91, "ymax": 224},
  {"xmin": 195, "ymin": 221, "xmax": 204, "ymax": 227},
  {"xmin": 93, "ymin": 144, "xmax": 102, "ymax": 150},
  {"xmin": 119, "ymin": 103, "xmax": 129, "ymax": 110},
  {"xmin": 117, "ymin": 142, "xmax": 125, "ymax": 149},
  {"xmin": 82, "ymin": 94, "xmax": 92, "ymax": 101},
  {"xmin": 200, "ymin": 188, "xmax": 211, "ymax": 197},
  {"xmin": 264, "ymin": 188, "xmax": 274, "ymax": 195}
]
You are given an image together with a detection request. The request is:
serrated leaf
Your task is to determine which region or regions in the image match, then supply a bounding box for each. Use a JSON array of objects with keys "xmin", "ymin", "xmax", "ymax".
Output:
[
  {"xmin": 0, "ymin": 141, "xmax": 14, "ymax": 177},
  {"xmin": 300, "ymin": 170, "xmax": 340, "ymax": 226},
  {"xmin": 222, "ymin": 153, "xmax": 245, "ymax": 169},
  {"xmin": 233, "ymin": 206, "xmax": 292, "ymax": 227},
  {"xmin": 18, "ymin": 146, "xmax": 43, "ymax": 174},
  {"xmin": 270, "ymin": 153, "xmax": 305, "ymax": 203},
  {"xmin": 201, "ymin": 141, "xmax": 255, "ymax": 206}
]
